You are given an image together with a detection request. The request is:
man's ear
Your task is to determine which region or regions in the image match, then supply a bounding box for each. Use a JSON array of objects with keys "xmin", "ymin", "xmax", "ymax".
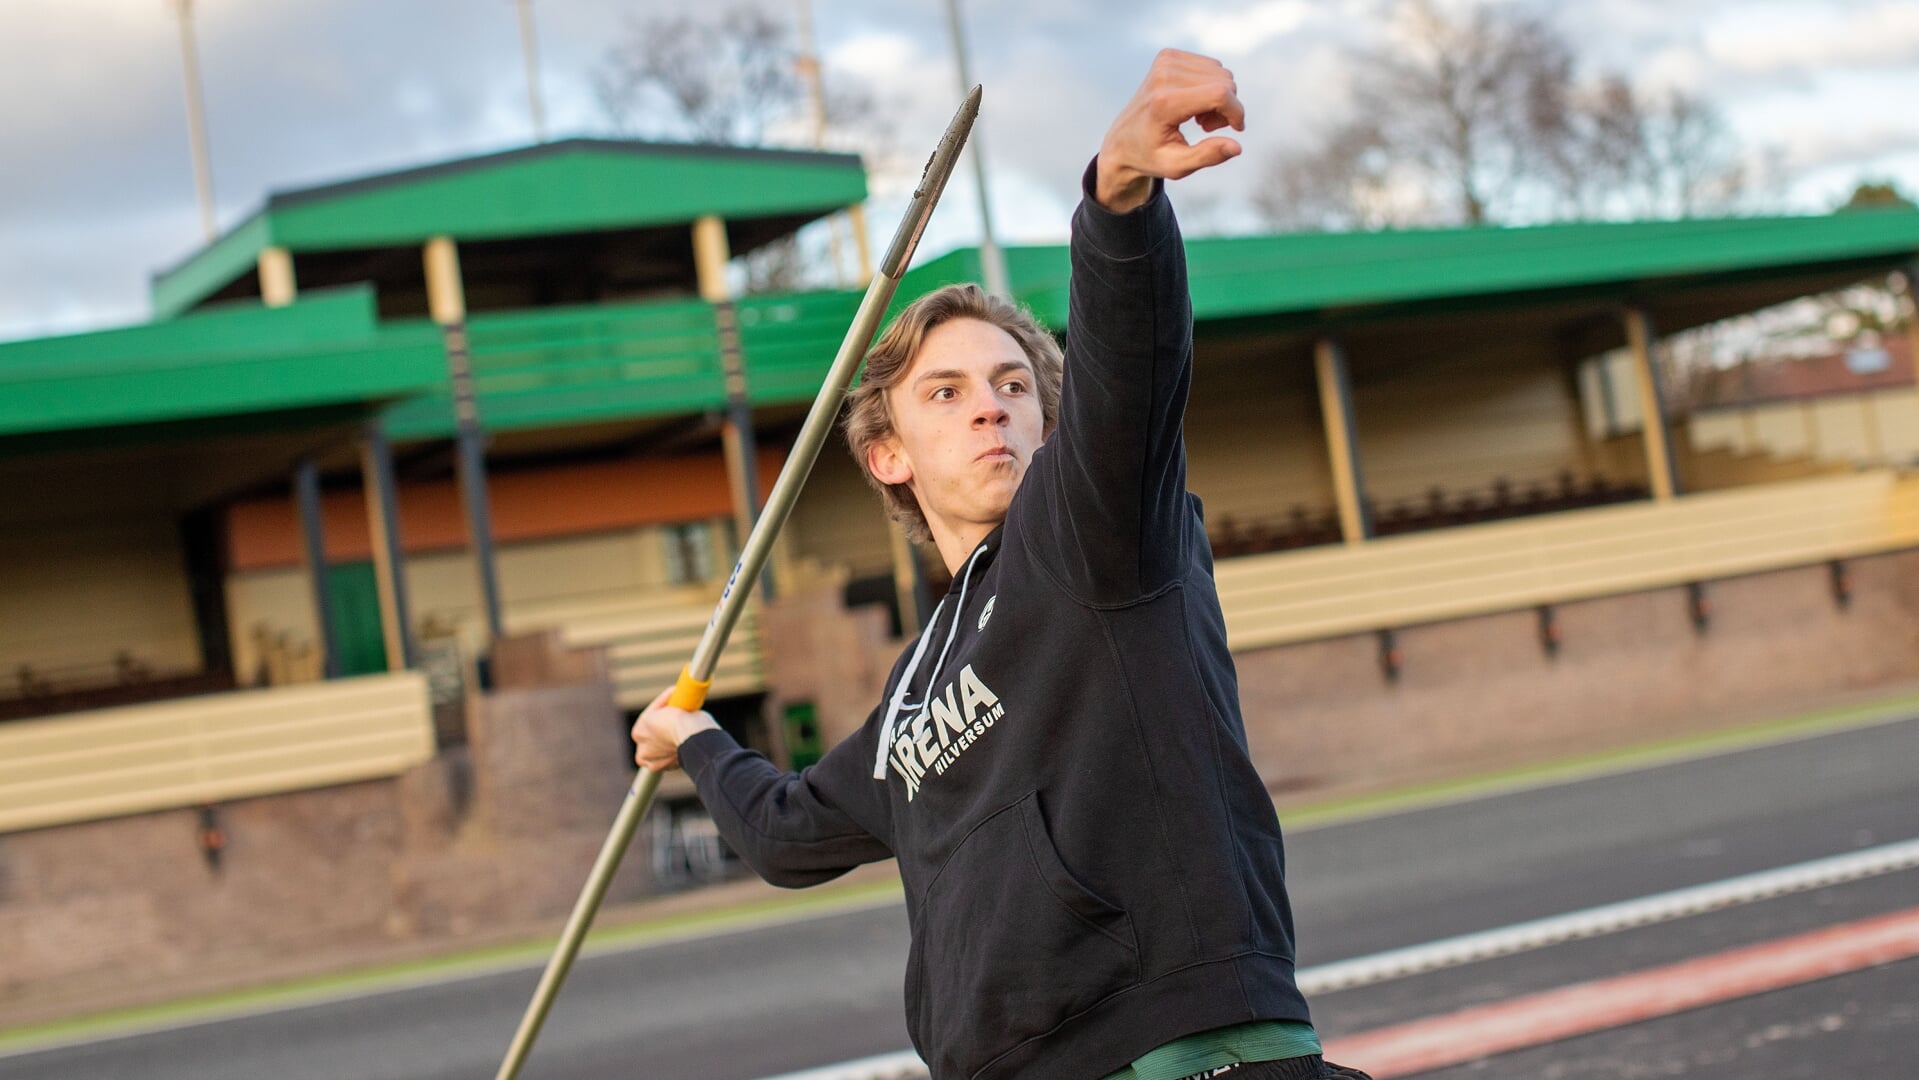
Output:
[{"xmin": 867, "ymin": 435, "xmax": 914, "ymax": 487}]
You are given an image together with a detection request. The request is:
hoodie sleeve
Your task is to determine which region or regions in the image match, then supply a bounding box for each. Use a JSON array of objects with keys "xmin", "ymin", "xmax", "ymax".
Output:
[
  {"xmin": 676, "ymin": 711, "xmax": 895, "ymax": 888},
  {"xmin": 1018, "ymin": 157, "xmax": 1194, "ymax": 604}
]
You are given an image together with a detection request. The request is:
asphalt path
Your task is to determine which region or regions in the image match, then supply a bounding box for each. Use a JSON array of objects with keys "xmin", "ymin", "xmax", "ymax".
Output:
[{"xmin": 7, "ymin": 713, "xmax": 1915, "ymax": 1080}]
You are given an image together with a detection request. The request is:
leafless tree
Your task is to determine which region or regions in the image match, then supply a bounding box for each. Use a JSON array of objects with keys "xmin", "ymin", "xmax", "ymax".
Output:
[
  {"xmin": 1258, "ymin": 0, "xmax": 1757, "ymax": 230},
  {"xmin": 593, "ymin": 5, "xmax": 896, "ymax": 292},
  {"xmin": 596, "ymin": 7, "xmax": 800, "ymax": 145}
]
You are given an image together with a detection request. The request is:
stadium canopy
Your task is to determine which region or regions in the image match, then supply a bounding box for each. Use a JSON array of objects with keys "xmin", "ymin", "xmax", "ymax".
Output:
[
  {"xmin": 5, "ymin": 203, "xmax": 1914, "ymax": 456},
  {"xmin": 149, "ymin": 139, "xmax": 870, "ymax": 319},
  {"xmin": 910, "ymin": 206, "xmax": 1919, "ymax": 378}
]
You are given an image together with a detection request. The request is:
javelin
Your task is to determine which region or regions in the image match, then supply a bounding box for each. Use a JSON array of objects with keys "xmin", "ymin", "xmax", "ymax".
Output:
[{"xmin": 493, "ymin": 85, "xmax": 983, "ymax": 1080}]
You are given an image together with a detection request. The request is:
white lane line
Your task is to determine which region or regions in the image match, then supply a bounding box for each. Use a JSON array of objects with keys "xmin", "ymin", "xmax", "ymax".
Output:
[
  {"xmin": 754, "ymin": 836, "xmax": 1919, "ymax": 1080},
  {"xmin": 1296, "ymin": 835, "xmax": 1919, "ymax": 994},
  {"xmin": 758, "ymin": 1050, "xmax": 929, "ymax": 1080}
]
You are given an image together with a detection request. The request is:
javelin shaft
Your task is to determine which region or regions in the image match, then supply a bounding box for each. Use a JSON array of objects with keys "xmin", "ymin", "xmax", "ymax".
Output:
[{"xmin": 494, "ymin": 86, "xmax": 981, "ymax": 1080}]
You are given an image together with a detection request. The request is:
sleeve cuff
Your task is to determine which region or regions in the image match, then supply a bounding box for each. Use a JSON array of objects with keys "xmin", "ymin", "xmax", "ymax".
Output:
[
  {"xmin": 1073, "ymin": 156, "xmax": 1173, "ymax": 260},
  {"xmin": 676, "ymin": 726, "xmax": 739, "ymax": 784}
]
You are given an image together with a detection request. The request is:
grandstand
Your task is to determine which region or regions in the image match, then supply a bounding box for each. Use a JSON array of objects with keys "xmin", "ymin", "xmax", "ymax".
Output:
[{"xmin": 2, "ymin": 139, "xmax": 1917, "ymax": 1003}]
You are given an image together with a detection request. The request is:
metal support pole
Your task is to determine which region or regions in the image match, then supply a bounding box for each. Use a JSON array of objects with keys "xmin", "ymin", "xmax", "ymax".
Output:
[
  {"xmin": 451, "ymin": 372, "xmax": 507, "ymax": 644},
  {"xmin": 1315, "ymin": 336, "xmax": 1373, "ymax": 543},
  {"xmin": 1903, "ymin": 260, "xmax": 1919, "ymax": 425},
  {"xmin": 1624, "ymin": 306, "xmax": 1680, "ymax": 501},
  {"xmin": 294, "ymin": 459, "xmax": 341, "ymax": 680},
  {"xmin": 361, "ymin": 422, "xmax": 417, "ymax": 671},
  {"xmin": 171, "ymin": 0, "xmax": 218, "ymax": 242},
  {"xmin": 942, "ymin": 0, "xmax": 1009, "ymax": 299},
  {"xmin": 426, "ymin": 236, "xmax": 506, "ymax": 643},
  {"xmin": 514, "ymin": 0, "xmax": 547, "ymax": 142}
]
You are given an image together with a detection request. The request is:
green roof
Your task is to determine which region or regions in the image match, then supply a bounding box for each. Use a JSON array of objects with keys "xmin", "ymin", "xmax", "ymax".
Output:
[
  {"xmin": 0, "ymin": 287, "xmax": 443, "ymax": 442},
  {"xmin": 151, "ymin": 139, "xmax": 869, "ymax": 318},
  {"xmin": 9, "ymin": 206, "xmax": 1915, "ymax": 451},
  {"xmin": 906, "ymin": 207, "xmax": 1919, "ymax": 337}
]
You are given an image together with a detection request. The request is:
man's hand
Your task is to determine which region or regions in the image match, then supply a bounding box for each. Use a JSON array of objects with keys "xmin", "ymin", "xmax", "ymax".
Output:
[
  {"xmin": 630, "ymin": 685, "xmax": 720, "ymax": 772},
  {"xmin": 1096, "ymin": 49, "xmax": 1245, "ymax": 214}
]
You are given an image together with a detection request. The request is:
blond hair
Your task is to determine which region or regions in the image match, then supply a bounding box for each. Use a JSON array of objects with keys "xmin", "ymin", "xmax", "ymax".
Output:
[{"xmin": 842, "ymin": 284, "xmax": 1064, "ymax": 542}]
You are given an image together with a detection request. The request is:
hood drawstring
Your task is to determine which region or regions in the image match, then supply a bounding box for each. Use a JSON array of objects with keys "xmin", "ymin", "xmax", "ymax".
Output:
[{"xmin": 872, "ymin": 542, "xmax": 988, "ymax": 781}]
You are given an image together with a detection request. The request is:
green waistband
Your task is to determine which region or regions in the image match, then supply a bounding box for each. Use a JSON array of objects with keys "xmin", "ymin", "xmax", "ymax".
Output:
[{"xmin": 1102, "ymin": 1020, "xmax": 1321, "ymax": 1080}]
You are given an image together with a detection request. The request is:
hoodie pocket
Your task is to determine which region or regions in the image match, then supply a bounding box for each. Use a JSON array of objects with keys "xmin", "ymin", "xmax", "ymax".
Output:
[{"xmin": 907, "ymin": 790, "xmax": 1139, "ymax": 1077}]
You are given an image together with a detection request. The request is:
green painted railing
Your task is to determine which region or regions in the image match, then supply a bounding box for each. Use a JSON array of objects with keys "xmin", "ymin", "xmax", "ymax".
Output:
[{"xmin": 382, "ymin": 289, "xmax": 876, "ymax": 441}]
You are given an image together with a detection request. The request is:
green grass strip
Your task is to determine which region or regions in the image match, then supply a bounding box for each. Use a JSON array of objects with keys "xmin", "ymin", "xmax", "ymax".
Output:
[
  {"xmin": 1279, "ymin": 689, "xmax": 1919, "ymax": 830},
  {"xmin": 0, "ymin": 877, "xmax": 904, "ymax": 1053}
]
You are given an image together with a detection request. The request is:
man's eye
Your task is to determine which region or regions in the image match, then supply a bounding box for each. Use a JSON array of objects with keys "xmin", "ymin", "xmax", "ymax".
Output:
[
  {"xmin": 1001, "ymin": 380, "xmax": 1027, "ymax": 395},
  {"xmin": 931, "ymin": 386, "xmax": 958, "ymax": 402}
]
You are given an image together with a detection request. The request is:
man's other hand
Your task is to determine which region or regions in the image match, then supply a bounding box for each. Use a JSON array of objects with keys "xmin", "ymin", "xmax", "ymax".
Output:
[
  {"xmin": 631, "ymin": 685, "xmax": 720, "ymax": 772},
  {"xmin": 1096, "ymin": 49, "xmax": 1245, "ymax": 214}
]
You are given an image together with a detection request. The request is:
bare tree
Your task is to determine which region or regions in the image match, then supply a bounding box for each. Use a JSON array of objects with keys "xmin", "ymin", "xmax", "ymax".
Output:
[
  {"xmin": 595, "ymin": 7, "xmax": 800, "ymax": 145},
  {"xmin": 1258, "ymin": 1, "xmax": 1757, "ymax": 230},
  {"xmin": 593, "ymin": 5, "xmax": 896, "ymax": 293},
  {"xmin": 1633, "ymin": 90, "xmax": 1747, "ymax": 218}
]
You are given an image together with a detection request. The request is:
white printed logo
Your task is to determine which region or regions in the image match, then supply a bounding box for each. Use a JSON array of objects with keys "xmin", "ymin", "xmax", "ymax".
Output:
[
  {"xmin": 978, "ymin": 595, "xmax": 996, "ymax": 631},
  {"xmin": 887, "ymin": 664, "xmax": 1005, "ymax": 801}
]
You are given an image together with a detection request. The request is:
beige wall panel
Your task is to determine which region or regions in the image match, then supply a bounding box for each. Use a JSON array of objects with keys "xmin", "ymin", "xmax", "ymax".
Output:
[
  {"xmin": 1688, "ymin": 411, "xmax": 1750, "ymax": 455},
  {"xmin": 1809, "ymin": 397, "xmax": 1877, "ymax": 460},
  {"xmin": 227, "ymin": 529, "xmax": 676, "ymax": 678},
  {"xmin": 1748, "ymin": 405, "xmax": 1814, "ymax": 457},
  {"xmin": 1600, "ymin": 352, "xmax": 1642, "ymax": 431},
  {"xmin": 1355, "ymin": 361, "xmax": 1586, "ymax": 503},
  {"xmin": 1691, "ymin": 389, "xmax": 1918, "ymax": 470},
  {"xmin": 0, "ymin": 519, "xmax": 202, "ymax": 679},
  {"xmin": 1874, "ymin": 393, "xmax": 1919, "ymax": 460},
  {"xmin": 224, "ymin": 569, "xmax": 320, "ymax": 685},
  {"xmin": 1214, "ymin": 470, "xmax": 1919, "ymax": 651},
  {"xmin": 784, "ymin": 446, "xmax": 895, "ymax": 580},
  {"xmin": 1185, "ymin": 387, "xmax": 1332, "ymax": 523},
  {"xmin": 0, "ymin": 673, "xmax": 434, "ymax": 833}
]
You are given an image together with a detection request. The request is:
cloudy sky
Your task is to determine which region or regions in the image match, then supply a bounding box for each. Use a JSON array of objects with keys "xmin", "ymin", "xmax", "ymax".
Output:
[{"xmin": 3, "ymin": 0, "xmax": 1916, "ymax": 343}]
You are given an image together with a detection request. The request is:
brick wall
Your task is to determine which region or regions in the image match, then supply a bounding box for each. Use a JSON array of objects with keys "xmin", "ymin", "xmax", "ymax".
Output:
[
  {"xmin": 1236, "ymin": 548, "xmax": 1919, "ymax": 793},
  {"xmin": 0, "ymin": 681, "xmax": 649, "ymax": 1019}
]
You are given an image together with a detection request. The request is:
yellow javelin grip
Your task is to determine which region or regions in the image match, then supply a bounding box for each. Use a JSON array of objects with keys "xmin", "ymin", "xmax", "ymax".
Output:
[{"xmin": 667, "ymin": 665, "xmax": 712, "ymax": 712}]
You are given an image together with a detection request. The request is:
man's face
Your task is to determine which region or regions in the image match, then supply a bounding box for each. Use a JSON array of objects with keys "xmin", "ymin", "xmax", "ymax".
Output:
[{"xmin": 869, "ymin": 317, "xmax": 1047, "ymax": 541}]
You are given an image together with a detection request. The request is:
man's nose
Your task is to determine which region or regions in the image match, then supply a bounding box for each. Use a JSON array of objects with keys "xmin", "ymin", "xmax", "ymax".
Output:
[{"xmin": 972, "ymin": 392, "xmax": 1009, "ymax": 427}]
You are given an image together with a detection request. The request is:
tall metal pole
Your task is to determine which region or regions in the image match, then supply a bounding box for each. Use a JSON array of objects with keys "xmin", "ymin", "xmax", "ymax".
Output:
[
  {"xmin": 171, "ymin": 0, "xmax": 218, "ymax": 242},
  {"xmin": 491, "ymin": 87, "xmax": 982, "ymax": 1080},
  {"xmin": 795, "ymin": 0, "xmax": 850, "ymax": 285},
  {"xmin": 514, "ymin": 0, "xmax": 547, "ymax": 142},
  {"xmin": 942, "ymin": 0, "xmax": 1010, "ymax": 299}
]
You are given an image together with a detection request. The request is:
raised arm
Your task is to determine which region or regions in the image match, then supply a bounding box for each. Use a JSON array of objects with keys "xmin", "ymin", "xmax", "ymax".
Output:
[{"xmin": 1018, "ymin": 50, "xmax": 1244, "ymax": 601}]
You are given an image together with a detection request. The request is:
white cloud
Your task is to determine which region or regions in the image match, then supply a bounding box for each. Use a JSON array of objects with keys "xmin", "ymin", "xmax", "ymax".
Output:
[
  {"xmin": 1706, "ymin": 1, "xmax": 1919, "ymax": 76},
  {"xmin": 1173, "ymin": 1, "xmax": 1316, "ymax": 58}
]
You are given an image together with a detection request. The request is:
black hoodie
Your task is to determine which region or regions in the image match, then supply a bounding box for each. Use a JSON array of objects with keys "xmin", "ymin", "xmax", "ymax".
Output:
[{"xmin": 678, "ymin": 161, "xmax": 1311, "ymax": 1080}]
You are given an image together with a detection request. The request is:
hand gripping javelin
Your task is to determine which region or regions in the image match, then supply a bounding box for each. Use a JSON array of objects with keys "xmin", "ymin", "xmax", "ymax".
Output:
[{"xmin": 493, "ymin": 85, "xmax": 982, "ymax": 1080}]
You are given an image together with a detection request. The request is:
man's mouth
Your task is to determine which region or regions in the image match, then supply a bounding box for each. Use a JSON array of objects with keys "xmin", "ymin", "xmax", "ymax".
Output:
[{"xmin": 976, "ymin": 447, "xmax": 1015, "ymax": 463}]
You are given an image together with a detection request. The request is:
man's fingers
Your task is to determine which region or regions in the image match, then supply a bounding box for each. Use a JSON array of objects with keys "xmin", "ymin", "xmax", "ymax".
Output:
[
  {"xmin": 1160, "ymin": 135, "xmax": 1242, "ymax": 179},
  {"xmin": 1157, "ymin": 82, "xmax": 1246, "ymax": 133}
]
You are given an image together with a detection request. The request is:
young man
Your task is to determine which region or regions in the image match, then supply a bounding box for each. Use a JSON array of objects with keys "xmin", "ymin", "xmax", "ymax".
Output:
[{"xmin": 633, "ymin": 49, "xmax": 1370, "ymax": 1080}]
